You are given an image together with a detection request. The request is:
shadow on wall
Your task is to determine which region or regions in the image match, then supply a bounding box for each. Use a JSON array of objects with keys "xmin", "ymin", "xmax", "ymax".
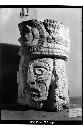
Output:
[{"xmin": 0, "ymin": 43, "xmax": 20, "ymax": 104}]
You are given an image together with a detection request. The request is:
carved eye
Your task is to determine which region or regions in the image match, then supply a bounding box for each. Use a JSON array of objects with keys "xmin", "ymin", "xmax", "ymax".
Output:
[{"xmin": 34, "ymin": 68, "xmax": 44, "ymax": 75}]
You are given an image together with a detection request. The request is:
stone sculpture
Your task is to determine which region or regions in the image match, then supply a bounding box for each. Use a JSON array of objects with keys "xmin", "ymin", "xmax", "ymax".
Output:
[{"xmin": 17, "ymin": 8, "xmax": 70, "ymax": 111}]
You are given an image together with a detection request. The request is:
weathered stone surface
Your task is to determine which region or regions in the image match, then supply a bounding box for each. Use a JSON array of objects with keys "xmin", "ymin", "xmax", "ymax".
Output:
[
  {"xmin": 17, "ymin": 8, "xmax": 70, "ymax": 111},
  {"xmin": 18, "ymin": 19, "xmax": 70, "ymax": 60}
]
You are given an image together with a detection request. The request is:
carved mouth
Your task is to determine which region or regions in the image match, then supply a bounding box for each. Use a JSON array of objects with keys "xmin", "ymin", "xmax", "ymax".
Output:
[
  {"xmin": 30, "ymin": 81, "xmax": 48, "ymax": 101},
  {"xmin": 30, "ymin": 88, "xmax": 41, "ymax": 99}
]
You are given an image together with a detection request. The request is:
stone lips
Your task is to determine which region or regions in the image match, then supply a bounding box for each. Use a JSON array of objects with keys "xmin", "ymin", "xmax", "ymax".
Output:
[{"xmin": 18, "ymin": 19, "xmax": 70, "ymax": 60}]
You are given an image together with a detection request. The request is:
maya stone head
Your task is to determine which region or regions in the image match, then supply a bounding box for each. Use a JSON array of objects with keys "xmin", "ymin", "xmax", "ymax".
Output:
[{"xmin": 17, "ymin": 19, "xmax": 70, "ymax": 111}]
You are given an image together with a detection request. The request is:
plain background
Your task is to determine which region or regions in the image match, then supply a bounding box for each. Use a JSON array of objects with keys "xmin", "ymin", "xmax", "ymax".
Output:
[{"xmin": 0, "ymin": 8, "xmax": 82, "ymax": 97}]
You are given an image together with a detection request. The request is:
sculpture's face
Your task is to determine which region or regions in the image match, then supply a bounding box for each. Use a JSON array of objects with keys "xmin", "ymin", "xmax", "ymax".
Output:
[{"xmin": 27, "ymin": 58, "xmax": 53, "ymax": 101}]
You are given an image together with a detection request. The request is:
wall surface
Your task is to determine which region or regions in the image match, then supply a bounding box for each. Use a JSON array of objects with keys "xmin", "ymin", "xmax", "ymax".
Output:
[{"xmin": 0, "ymin": 8, "xmax": 82, "ymax": 97}]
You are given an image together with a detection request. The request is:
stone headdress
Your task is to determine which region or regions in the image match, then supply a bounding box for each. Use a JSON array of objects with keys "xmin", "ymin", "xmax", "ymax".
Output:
[{"xmin": 18, "ymin": 10, "xmax": 70, "ymax": 61}]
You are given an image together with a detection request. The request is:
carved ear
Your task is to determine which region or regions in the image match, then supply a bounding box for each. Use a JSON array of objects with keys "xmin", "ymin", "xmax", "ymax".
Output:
[{"xmin": 51, "ymin": 74, "xmax": 55, "ymax": 81}]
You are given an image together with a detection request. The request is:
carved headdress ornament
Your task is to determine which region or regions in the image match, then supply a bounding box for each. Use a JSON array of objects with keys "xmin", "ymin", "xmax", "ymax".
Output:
[{"xmin": 18, "ymin": 9, "xmax": 70, "ymax": 61}]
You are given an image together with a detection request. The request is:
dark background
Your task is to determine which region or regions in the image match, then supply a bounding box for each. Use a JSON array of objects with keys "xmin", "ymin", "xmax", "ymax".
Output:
[{"xmin": 0, "ymin": 43, "xmax": 20, "ymax": 104}]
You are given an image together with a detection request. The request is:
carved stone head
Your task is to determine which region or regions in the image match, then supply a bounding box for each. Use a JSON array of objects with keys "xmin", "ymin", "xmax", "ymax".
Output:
[
  {"xmin": 17, "ymin": 19, "xmax": 70, "ymax": 110},
  {"xmin": 27, "ymin": 58, "xmax": 54, "ymax": 102}
]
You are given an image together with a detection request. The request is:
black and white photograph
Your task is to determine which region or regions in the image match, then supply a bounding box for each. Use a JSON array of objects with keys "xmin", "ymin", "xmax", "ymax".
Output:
[{"xmin": 0, "ymin": 7, "xmax": 82, "ymax": 122}]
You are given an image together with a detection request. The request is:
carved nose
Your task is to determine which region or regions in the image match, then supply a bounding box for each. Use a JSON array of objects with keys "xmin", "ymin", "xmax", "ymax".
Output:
[{"xmin": 30, "ymin": 82, "xmax": 35, "ymax": 85}]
